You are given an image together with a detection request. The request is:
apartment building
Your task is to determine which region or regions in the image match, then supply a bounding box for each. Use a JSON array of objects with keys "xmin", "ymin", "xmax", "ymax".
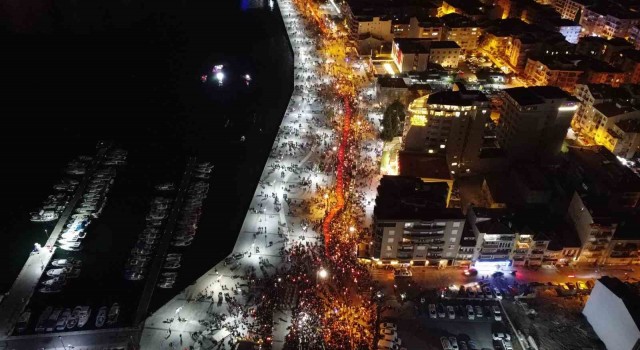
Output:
[
  {"xmin": 497, "ymin": 86, "xmax": 579, "ymax": 161},
  {"xmin": 371, "ymin": 176, "xmax": 465, "ymax": 266},
  {"xmin": 572, "ymin": 83, "xmax": 634, "ymax": 137},
  {"xmin": 403, "ymin": 83, "xmax": 490, "ymax": 172},
  {"xmin": 392, "ymin": 38, "xmax": 461, "ymax": 72},
  {"xmin": 524, "ymin": 56, "xmax": 584, "ymax": 92},
  {"xmin": 467, "ymin": 207, "xmax": 515, "ymax": 269},
  {"xmin": 580, "ymin": 4, "xmax": 640, "ymax": 39},
  {"xmin": 553, "ymin": 0, "xmax": 593, "ymax": 22},
  {"xmin": 441, "ymin": 14, "xmax": 482, "ymax": 52},
  {"xmin": 600, "ymin": 119, "xmax": 640, "ymax": 159}
]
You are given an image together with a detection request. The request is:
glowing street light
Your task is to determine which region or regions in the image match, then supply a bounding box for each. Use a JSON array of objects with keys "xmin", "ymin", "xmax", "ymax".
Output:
[{"xmin": 318, "ymin": 268, "xmax": 328, "ymax": 279}]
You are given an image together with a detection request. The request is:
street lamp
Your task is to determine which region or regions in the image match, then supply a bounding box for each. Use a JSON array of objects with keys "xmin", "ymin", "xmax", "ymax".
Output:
[
  {"xmin": 58, "ymin": 336, "xmax": 67, "ymax": 350},
  {"xmin": 317, "ymin": 267, "xmax": 328, "ymax": 283}
]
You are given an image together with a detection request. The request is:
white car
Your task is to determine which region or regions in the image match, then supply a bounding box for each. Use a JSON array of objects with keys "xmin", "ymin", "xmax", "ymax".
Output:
[
  {"xmin": 447, "ymin": 305, "xmax": 456, "ymax": 319},
  {"xmin": 492, "ymin": 305, "xmax": 502, "ymax": 321},
  {"xmin": 492, "ymin": 332, "xmax": 511, "ymax": 341},
  {"xmin": 380, "ymin": 328, "xmax": 397, "ymax": 339},
  {"xmin": 475, "ymin": 305, "xmax": 483, "ymax": 318},
  {"xmin": 429, "ymin": 304, "xmax": 437, "ymax": 319},
  {"xmin": 494, "ymin": 288, "xmax": 503, "ymax": 300},
  {"xmin": 379, "ymin": 322, "xmax": 397, "ymax": 331},
  {"xmin": 466, "ymin": 305, "xmax": 475, "ymax": 320}
]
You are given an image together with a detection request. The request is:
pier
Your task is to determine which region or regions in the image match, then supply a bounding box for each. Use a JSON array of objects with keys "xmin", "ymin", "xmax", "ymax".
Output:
[
  {"xmin": 134, "ymin": 157, "xmax": 198, "ymax": 325},
  {"xmin": 0, "ymin": 146, "xmax": 108, "ymax": 338}
]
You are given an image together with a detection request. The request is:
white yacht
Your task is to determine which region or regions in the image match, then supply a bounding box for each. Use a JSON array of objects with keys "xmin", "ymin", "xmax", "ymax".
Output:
[
  {"xmin": 46, "ymin": 267, "xmax": 72, "ymax": 277},
  {"xmin": 55, "ymin": 309, "xmax": 71, "ymax": 331},
  {"xmin": 52, "ymin": 258, "xmax": 81, "ymax": 267},
  {"xmin": 41, "ymin": 275, "xmax": 66, "ymax": 286},
  {"xmin": 35, "ymin": 307, "xmax": 53, "ymax": 332},
  {"xmin": 163, "ymin": 260, "xmax": 181, "ymax": 269},
  {"xmin": 65, "ymin": 307, "xmax": 80, "ymax": 329},
  {"xmin": 15, "ymin": 310, "xmax": 31, "ymax": 333},
  {"xmin": 39, "ymin": 284, "xmax": 63, "ymax": 294},
  {"xmin": 77, "ymin": 306, "xmax": 91, "ymax": 328},
  {"xmin": 30, "ymin": 210, "xmax": 59, "ymax": 222},
  {"xmin": 45, "ymin": 307, "xmax": 62, "ymax": 332},
  {"xmin": 107, "ymin": 303, "xmax": 120, "ymax": 325},
  {"xmin": 58, "ymin": 243, "xmax": 83, "ymax": 251},
  {"xmin": 95, "ymin": 306, "xmax": 107, "ymax": 328}
]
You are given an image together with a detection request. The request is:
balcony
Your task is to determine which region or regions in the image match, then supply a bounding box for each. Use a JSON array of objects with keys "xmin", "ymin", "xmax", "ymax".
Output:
[
  {"xmin": 587, "ymin": 245, "xmax": 605, "ymax": 252},
  {"xmin": 531, "ymin": 249, "xmax": 545, "ymax": 255},
  {"xmin": 513, "ymin": 249, "xmax": 528, "ymax": 254},
  {"xmin": 404, "ymin": 230, "xmax": 445, "ymax": 237},
  {"xmin": 397, "ymin": 252, "xmax": 413, "ymax": 259},
  {"xmin": 426, "ymin": 253, "xmax": 442, "ymax": 258},
  {"xmin": 428, "ymin": 247, "xmax": 443, "ymax": 252}
]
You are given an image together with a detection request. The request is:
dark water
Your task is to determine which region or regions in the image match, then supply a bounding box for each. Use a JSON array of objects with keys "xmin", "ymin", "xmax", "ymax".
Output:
[{"xmin": 0, "ymin": 0, "xmax": 292, "ymax": 327}]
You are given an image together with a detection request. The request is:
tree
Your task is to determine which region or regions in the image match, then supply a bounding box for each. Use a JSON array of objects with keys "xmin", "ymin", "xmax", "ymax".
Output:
[{"xmin": 380, "ymin": 100, "xmax": 406, "ymax": 141}]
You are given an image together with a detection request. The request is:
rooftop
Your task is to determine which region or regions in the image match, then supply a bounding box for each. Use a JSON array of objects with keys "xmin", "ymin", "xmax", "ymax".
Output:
[
  {"xmin": 580, "ymin": 84, "xmax": 632, "ymax": 102},
  {"xmin": 377, "ymin": 76, "xmax": 408, "ymax": 89},
  {"xmin": 616, "ymin": 119, "xmax": 640, "ymax": 133},
  {"xmin": 441, "ymin": 13, "xmax": 478, "ymax": 28},
  {"xmin": 394, "ymin": 38, "xmax": 460, "ymax": 53},
  {"xmin": 398, "ymin": 152, "xmax": 452, "ymax": 180},
  {"xmin": 429, "ymin": 41, "xmax": 461, "ymax": 49},
  {"xmin": 567, "ymin": 145, "xmax": 640, "ymax": 193},
  {"xmin": 503, "ymin": 86, "xmax": 571, "ymax": 106},
  {"xmin": 374, "ymin": 176, "xmax": 462, "ymax": 221},
  {"xmin": 426, "ymin": 89, "xmax": 488, "ymax": 106},
  {"xmin": 593, "ymin": 102, "xmax": 637, "ymax": 118}
]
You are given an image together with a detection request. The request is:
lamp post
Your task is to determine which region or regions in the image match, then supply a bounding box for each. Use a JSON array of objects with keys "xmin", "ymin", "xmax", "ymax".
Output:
[
  {"xmin": 58, "ymin": 336, "xmax": 67, "ymax": 350},
  {"xmin": 323, "ymin": 193, "xmax": 329, "ymax": 216}
]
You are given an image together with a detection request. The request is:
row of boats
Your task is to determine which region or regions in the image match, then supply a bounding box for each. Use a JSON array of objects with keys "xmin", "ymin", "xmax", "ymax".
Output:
[
  {"xmin": 156, "ymin": 162, "xmax": 212, "ymax": 289},
  {"xmin": 38, "ymin": 259, "xmax": 82, "ymax": 293},
  {"xmin": 124, "ymin": 194, "xmax": 174, "ymax": 281},
  {"xmin": 15, "ymin": 303, "xmax": 120, "ymax": 333}
]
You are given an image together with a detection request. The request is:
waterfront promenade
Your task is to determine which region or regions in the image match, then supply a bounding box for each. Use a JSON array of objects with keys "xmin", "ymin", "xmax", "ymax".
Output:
[
  {"xmin": 138, "ymin": 0, "xmax": 333, "ymax": 348},
  {"xmin": 0, "ymin": 147, "xmax": 108, "ymax": 338}
]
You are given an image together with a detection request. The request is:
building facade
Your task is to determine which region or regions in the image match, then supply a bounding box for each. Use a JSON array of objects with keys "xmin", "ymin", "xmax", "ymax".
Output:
[
  {"xmin": 497, "ymin": 86, "xmax": 578, "ymax": 161},
  {"xmin": 371, "ymin": 177, "xmax": 465, "ymax": 266}
]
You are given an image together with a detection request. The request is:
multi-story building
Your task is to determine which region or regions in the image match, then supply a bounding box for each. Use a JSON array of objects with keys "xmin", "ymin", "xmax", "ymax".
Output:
[
  {"xmin": 629, "ymin": 25, "xmax": 640, "ymax": 50},
  {"xmin": 553, "ymin": 0, "xmax": 593, "ymax": 22},
  {"xmin": 523, "ymin": 55, "xmax": 584, "ymax": 92},
  {"xmin": 407, "ymin": 17, "xmax": 444, "ymax": 40},
  {"xmin": 612, "ymin": 49, "xmax": 640, "ymax": 84},
  {"xmin": 603, "ymin": 217, "xmax": 640, "ymax": 265},
  {"xmin": 467, "ymin": 207, "xmax": 516, "ymax": 269},
  {"xmin": 429, "ymin": 41, "xmax": 462, "ymax": 68},
  {"xmin": 546, "ymin": 18, "xmax": 581, "ymax": 44},
  {"xmin": 572, "ymin": 83, "xmax": 634, "ymax": 136},
  {"xmin": 351, "ymin": 15, "xmax": 393, "ymax": 42},
  {"xmin": 441, "ymin": 14, "xmax": 482, "ymax": 52},
  {"xmin": 371, "ymin": 176, "xmax": 465, "ymax": 266},
  {"xmin": 567, "ymin": 191, "xmax": 618, "ymax": 264},
  {"xmin": 600, "ymin": 119, "xmax": 640, "ymax": 159},
  {"xmin": 512, "ymin": 233, "xmax": 549, "ymax": 267},
  {"xmin": 590, "ymin": 103, "xmax": 640, "ymax": 155},
  {"xmin": 392, "ymin": 38, "xmax": 461, "ymax": 72},
  {"xmin": 403, "ymin": 83, "xmax": 490, "ymax": 173},
  {"xmin": 496, "ymin": 86, "xmax": 579, "ymax": 161},
  {"xmin": 579, "ymin": 4, "xmax": 640, "ymax": 39}
]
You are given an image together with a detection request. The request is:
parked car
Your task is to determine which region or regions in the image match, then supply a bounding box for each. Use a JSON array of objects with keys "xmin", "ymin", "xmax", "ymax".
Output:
[
  {"xmin": 466, "ymin": 305, "xmax": 475, "ymax": 320},
  {"xmin": 492, "ymin": 305, "xmax": 502, "ymax": 321},
  {"xmin": 429, "ymin": 304, "xmax": 437, "ymax": 319},
  {"xmin": 380, "ymin": 328, "xmax": 397, "ymax": 339},
  {"xmin": 484, "ymin": 286, "xmax": 493, "ymax": 298},
  {"xmin": 447, "ymin": 305, "xmax": 456, "ymax": 319},
  {"xmin": 577, "ymin": 281, "xmax": 588, "ymax": 291},
  {"xmin": 475, "ymin": 305, "xmax": 483, "ymax": 318},
  {"xmin": 437, "ymin": 303, "xmax": 446, "ymax": 318},
  {"xmin": 494, "ymin": 288, "xmax": 503, "ymax": 300}
]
